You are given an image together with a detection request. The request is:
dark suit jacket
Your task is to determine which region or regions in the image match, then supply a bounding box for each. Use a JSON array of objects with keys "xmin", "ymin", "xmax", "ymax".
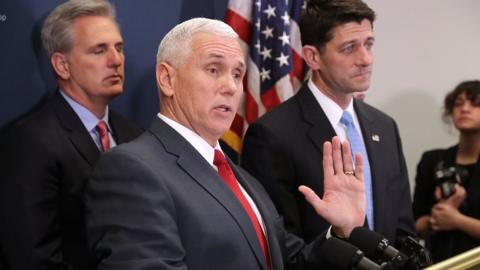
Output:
[
  {"xmin": 241, "ymin": 84, "xmax": 415, "ymax": 245},
  {"xmin": 0, "ymin": 92, "xmax": 142, "ymax": 270},
  {"xmin": 85, "ymin": 117, "xmax": 330, "ymax": 270},
  {"xmin": 413, "ymin": 145, "xmax": 480, "ymax": 262}
]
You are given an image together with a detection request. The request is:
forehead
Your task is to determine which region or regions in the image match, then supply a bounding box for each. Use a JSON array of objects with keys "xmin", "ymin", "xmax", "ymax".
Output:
[
  {"xmin": 189, "ymin": 32, "xmax": 245, "ymax": 64},
  {"xmin": 330, "ymin": 19, "xmax": 373, "ymax": 44},
  {"xmin": 72, "ymin": 15, "xmax": 122, "ymax": 45}
]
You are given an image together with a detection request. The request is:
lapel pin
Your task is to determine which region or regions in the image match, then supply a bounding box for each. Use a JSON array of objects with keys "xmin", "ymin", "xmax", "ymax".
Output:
[{"xmin": 372, "ymin": 134, "xmax": 380, "ymax": 142}]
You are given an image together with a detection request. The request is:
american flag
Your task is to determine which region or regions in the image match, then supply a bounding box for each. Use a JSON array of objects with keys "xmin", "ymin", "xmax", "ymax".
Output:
[{"xmin": 223, "ymin": 0, "xmax": 306, "ymax": 160}]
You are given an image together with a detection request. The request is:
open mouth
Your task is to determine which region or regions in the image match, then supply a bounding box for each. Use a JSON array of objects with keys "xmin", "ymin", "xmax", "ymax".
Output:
[{"xmin": 215, "ymin": 105, "xmax": 232, "ymax": 113}]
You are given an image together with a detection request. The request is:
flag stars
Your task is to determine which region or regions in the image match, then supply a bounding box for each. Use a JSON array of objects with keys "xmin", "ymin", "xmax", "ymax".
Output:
[
  {"xmin": 261, "ymin": 25, "xmax": 274, "ymax": 39},
  {"xmin": 260, "ymin": 68, "xmax": 271, "ymax": 82},
  {"xmin": 255, "ymin": 0, "xmax": 261, "ymax": 12},
  {"xmin": 276, "ymin": 52, "xmax": 290, "ymax": 67},
  {"xmin": 255, "ymin": 18, "xmax": 260, "ymax": 30},
  {"xmin": 260, "ymin": 46, "xmax": 272, "ymax": 61},
  {"xmin": 263, "ymin": 4, "xmax": 276, "ymax": 19},
  {"xmin": 278, "ymin": 31, "xmax": 290, "ymax": 46},
  {"xmin": 302, "ymin": 1, "xmax": 307, "ymax": 10},
  {"xmin": 254, "ymin": 41, "xmax": 261, "ymax": 53},
  {"xmin": 281, "ymin": 11, "xmax": 290, "ymax": 26}
]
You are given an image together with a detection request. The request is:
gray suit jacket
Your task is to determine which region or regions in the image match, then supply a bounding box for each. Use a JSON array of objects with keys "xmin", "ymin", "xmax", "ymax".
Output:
[
  {"xmin": 85, "ymin": 117, "xmax": 329, "ymax": 270},
  {"xmin": 242, "ymin": 84, "xmax": 415, "ymax": 246}
]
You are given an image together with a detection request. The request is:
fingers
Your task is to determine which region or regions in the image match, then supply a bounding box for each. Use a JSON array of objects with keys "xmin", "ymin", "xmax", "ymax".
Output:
[
  {"xmin": 331, "ymin": 137, "xmax": 343, "ymax": 175},
  {"xmin": 341, "ymin": 139, "xmax": 354, "ymax": 173},
  {"xmin": 323, "ymin": 141, "xmax": 333, "ymax": 179},
  {"xmin": 298, "ymin": 185, "xmax": 325, "ymax": 214},
  {"xmin": 324, "ymin": 136, "xmax": 362, "ymax": 180},
  {"xmin": 354, "ymin": 153, "xmax": 364, "ymax": 182},
  {"xmin": 434, "ymin": 187, "xmax": 442, "ymax": 201},
  {"xmin": 455, "ymin": 184, "xmax": 466, "ymax": 197}
]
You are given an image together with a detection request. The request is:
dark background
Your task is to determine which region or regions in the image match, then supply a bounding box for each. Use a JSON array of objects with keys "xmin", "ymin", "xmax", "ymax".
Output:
[{"xmin": 0, "ymin": 0, "xmax": 229, "ymax": 131}]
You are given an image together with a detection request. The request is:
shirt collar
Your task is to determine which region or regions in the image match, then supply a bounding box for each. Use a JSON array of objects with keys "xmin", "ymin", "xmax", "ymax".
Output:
[
  {"xmin": 157, "ymin": 113, "xmax": 221, "ymax": 167},
  {"xmin": 307, "ymin": 79, "xmax": 355, "ymax": 127},
  {"xmin": 60, "ymin": 90, "xmax": 110, "ymax": 132}
]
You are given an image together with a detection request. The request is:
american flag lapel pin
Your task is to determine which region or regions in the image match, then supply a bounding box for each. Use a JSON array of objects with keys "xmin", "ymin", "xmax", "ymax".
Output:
[{"xmin": 372, "ymin": 134, "xmax": 380, "ymax": 142}]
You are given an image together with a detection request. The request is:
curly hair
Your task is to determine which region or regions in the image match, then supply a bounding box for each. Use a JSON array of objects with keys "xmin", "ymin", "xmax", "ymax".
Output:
[{"xmin": 443, "ymin": 80, "xmax": 480, "ymax": 123}]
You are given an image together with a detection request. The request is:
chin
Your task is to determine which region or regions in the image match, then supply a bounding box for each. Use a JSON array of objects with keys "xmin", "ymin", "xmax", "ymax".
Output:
[{"xmin": 106, "ymin": 87, "xmax": 124, "ymax": 98}]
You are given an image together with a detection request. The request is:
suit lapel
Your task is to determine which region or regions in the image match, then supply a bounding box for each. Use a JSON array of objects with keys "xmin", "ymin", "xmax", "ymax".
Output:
[
  {"xmin": 149, "ymin": 118, "xmax": 268, "ymax": 270},
  {"xmin": 52, "ymin": 93, "xmax": 100, "ymax": 166},
  {"xmin": 354, "ymin": 101, "xmax": 385, "ymax": 230},
  {"xmin": 297, "ymin": 85, "xmax": 337, "ymax": 154},
  {"xmin": 231, "ymin": 164, "xmax": 287, "ymax": 270}
]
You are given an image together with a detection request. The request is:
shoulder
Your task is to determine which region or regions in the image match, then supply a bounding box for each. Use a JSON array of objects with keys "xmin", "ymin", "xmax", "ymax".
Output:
[
  {"xmin": 251, "ymin": 88, "xmax": 308, "ymax": 133},
  {"xmin": 109, "ymin": 110, "xmax": 143, "ymax": 141},
  {"xmin": 1, "ymin": 98, "xmax": 61, "ymax": 144},
  {"xmin": 355, "ymin": 100, "xmax": 395, "ymax": 123},
  {"xmin": 420, "ymin": 147, "xmax": 454, "ymax": 161}
]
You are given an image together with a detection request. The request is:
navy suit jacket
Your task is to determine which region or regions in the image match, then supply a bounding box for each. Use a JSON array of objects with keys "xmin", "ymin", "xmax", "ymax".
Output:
[
  {"xmin": 242, "ymin": 84, "xmax": 415, "ymax": 245},
  {"xmin": 0, "ymin": 92, "xmax": 142, "ymax": 270},
  {"xmin": 85, "ymin": 117, "xmax": 330, "ymax": 270}
]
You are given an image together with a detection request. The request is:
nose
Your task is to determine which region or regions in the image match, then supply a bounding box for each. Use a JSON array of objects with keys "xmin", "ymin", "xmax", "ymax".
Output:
[
  {"xmin": 356, "ymin": 45, "xmax": 373, "ymax": 66},
  {"xmin": 221, "ymin": 73, "xmax": 240, "ymax": 96},
  {"xmin": 107, "ymin": 48, "xmax": 123, "ymax": 68},
  {"xmin": 461, "ymin": 101, "xmax": 473, "ymax": 111}
]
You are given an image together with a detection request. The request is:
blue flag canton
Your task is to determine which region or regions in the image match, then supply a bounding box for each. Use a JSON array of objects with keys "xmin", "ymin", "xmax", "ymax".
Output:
[{"xmin": 249, "ymin": 0, "xmax": 293, "ymax": 92}]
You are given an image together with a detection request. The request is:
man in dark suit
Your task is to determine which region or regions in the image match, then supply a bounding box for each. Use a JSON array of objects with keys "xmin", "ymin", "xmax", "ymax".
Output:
[
  {"xmin": 242, "ymin": 0, "xmax": 415, "ymax": 246},
  {"xmin": 85, "ymin": 17, "xmax": 368, "ymax": 269},
  {"xmin": 0, "ymin": 1, "xmax": 141, "ymax": 269}
]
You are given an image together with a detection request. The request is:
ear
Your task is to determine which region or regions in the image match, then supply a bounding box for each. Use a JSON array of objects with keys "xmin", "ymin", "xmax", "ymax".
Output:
[
  {"xmin": 156, "ymin": 62, "xmax": 175, "ymax": 97},
  {"xmin": 302, "ymin": 45, "xmax": 322, "ymax": 70},
  {"xmin": 51, "ymin": 52, "xmax": 70, "ymax": 80}
]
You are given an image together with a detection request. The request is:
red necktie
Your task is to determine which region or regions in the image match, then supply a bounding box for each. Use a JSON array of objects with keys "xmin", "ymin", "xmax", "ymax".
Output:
[
  {"xmin": 96, "ymin": 120, "xmax": 110, "ymax": 152},
  {"xmin": 213, "ymin": 150, "xmax": 271, "ymax": 269}
]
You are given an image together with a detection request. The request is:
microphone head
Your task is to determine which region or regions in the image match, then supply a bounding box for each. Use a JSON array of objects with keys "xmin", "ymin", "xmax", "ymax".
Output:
[
  {"xmin": 349, "ymin": 227, "xmax": 388, "ymax": 259},
  {"xmin": 321, "ymin": 237, "xmax": 365, "ymax": 270}
]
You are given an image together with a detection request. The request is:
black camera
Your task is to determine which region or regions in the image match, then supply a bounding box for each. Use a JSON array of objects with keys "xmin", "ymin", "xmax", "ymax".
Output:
[{"xmin": 434, "ymin": 165, "xmax": 467, "ymax": 199}]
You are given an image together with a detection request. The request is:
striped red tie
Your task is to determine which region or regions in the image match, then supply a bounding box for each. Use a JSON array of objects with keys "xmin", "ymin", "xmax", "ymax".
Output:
[
  {"xmin": 96, "ymin": 120, "xmax": 110, "ymax": 152},
  {"xmin": 213, "ymin": 150, "xmax": 271, "ymax": 269}
]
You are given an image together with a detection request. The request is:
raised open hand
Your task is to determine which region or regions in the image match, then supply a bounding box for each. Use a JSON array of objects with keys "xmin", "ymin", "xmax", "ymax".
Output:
[{"xmin": 298, "ymin": 136, "xmax": 366, "ymax": 238}]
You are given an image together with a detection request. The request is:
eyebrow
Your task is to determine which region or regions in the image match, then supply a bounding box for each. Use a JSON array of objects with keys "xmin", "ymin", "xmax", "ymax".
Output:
[
  {"xmin": 89, "ymin": 41, "xmax": 124, "ymax": 49},
  {"xmin": 337, "ymin": 37, "xmax": 375, "ymax": 50},
  {"xmin": 206, "ymin": 52, "xmax": 246, "ymax": 69}
]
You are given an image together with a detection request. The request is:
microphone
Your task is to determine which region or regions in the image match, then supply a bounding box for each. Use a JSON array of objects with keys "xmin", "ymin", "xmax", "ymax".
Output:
[
  {"xmin": 348, "ymin": 227, "xmax": 407, "ymax": 268},
  {"xmin": 321, "ymin": 237, "xmax": 382, "ymax": 270}
]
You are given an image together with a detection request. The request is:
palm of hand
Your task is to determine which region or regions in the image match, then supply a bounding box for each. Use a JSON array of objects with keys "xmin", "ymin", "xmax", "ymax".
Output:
[
  {"xmin": 321, "ymin": 173, "xmax": 366, "ymax": 228},
  {"xmin": 298, "ymin": 137, "xmax": 367, "ymax": 237}
]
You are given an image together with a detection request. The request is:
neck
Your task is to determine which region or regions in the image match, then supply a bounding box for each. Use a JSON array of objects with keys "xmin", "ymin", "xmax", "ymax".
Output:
[
  {"xmin": 59, "ymin": 84, "xmax": 108, "ymax": 119},
  {"xmin": 312, "ymin": 72, "xmax": 353, "ymax": 110},
  {"xmin": 457, "ymin": 131, "xmax": 480, "ymax": 164}
]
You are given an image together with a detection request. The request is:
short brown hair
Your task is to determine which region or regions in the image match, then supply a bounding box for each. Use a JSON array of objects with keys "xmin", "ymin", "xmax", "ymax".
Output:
[{"xmin": 300, "ymin": 0, "xmax": 376, "ymax": 52}]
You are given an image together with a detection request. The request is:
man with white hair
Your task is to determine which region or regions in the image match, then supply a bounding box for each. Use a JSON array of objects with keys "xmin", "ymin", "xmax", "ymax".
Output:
[{"xmin": 85, "ymin": 17, "xmax": 367, "ymax": 269}]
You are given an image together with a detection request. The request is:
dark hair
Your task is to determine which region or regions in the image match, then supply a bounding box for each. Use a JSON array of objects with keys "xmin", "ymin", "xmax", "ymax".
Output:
[
  {"xmin": 443, "ymin": 80, "xmax": 480, "ymax": 122},
  {"xmin": 299, "ymin": 0, "xmax": 376, "ymax": 52}
]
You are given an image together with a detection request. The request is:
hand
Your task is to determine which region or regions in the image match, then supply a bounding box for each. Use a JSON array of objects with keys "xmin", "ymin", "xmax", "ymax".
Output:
[
  {"xmin": 434, "ymin": 184, "xmax": 466, "ymax": 209},
  {"xmin": 430, "ymin": 203, "xmax": 462, "ymax": 231},
  {"xmin": 298, "ymin": 136, "xmax": 365, "ymax": 238}
]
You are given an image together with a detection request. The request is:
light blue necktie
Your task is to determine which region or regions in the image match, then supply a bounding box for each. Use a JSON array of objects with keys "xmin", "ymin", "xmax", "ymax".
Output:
[{"xmin": 340, "ymin": 111, "xmax": 374, "ymax": 230}]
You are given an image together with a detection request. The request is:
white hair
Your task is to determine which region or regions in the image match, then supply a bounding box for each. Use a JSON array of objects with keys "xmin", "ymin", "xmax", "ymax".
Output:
[{"xmin": 156, "ymin": 17, "xmax": 238, "ymax": 67}]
